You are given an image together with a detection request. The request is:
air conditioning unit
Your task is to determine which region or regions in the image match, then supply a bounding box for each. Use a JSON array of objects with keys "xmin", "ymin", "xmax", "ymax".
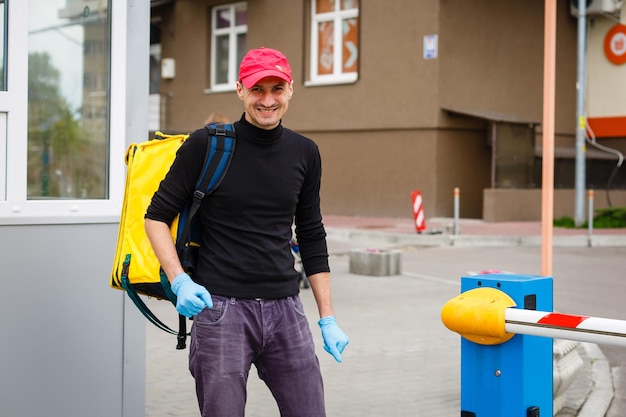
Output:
[{"xmin": 570, "ymin": 0, "xmax": 624, "ymax": 16}]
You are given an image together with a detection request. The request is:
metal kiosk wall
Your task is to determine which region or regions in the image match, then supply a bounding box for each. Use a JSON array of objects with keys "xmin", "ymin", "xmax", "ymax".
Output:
[{"xmin": 0, "ymin": 2, "xmax": 149, "ymax": 417}]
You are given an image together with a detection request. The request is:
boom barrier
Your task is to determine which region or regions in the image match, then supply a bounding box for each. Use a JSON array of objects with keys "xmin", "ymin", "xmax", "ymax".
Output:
[
  {"xmin": 440, "ymin": 273, "xmax": 625, "ymax": 417},
  {"xmin": 505, "ymin": 309, "xmax": 626, "ymax": 347}
]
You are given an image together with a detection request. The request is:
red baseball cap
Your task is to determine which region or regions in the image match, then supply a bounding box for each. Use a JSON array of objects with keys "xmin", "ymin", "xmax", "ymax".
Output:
[{"xmin": 239, "ymin": 47, "xmax": 293, "ymax": 88}]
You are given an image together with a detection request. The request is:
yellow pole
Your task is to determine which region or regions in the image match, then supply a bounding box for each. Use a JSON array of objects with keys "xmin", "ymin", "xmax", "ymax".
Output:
[{"xmin": 541, "ymin": 0, "xmax": 557, "ymax": 277}]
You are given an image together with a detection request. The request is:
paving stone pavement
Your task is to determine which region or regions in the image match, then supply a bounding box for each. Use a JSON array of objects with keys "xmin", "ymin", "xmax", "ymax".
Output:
[
  {"xmin": 143, "ymin": 219, "xmax": 626, "ymax": 417},
  {"xmin": 145, "ymin": 243, "xmax": 461, "ymax": 417}
]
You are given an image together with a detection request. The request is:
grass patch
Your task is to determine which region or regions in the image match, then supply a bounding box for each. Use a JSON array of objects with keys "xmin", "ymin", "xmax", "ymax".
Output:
[{"xmin": 554, "ymin": 207, "xmax": 626, "ymax": 229}]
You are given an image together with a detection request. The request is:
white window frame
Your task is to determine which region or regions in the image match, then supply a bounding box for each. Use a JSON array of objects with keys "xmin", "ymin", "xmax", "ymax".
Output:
[
  {"xmin": 307, "ymin": 0, "xmax": 359, "ymax": 87},
  {"xmin": 0, "ymin": 1, "xmax": 6, "ymax": 201},
  {"xmin": 0, "ymin": 112, "xmax": 6, "ymax": 201},
  {"xmin": 209, "ymin": 2, "xmax": 247, "ymax": 93},
  {"xmin": 0, "ymin": 0, "xmax": 127, "ymax": 225}
]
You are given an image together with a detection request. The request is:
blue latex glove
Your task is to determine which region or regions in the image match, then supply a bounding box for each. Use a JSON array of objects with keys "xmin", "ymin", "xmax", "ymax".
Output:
[
  {"xmin": 318, "ymin": 316, "xmax": 349, "ymax": 362},
  {"xmin": 170, "ymin": 273, "xmax": 213, "ymax": 318}
]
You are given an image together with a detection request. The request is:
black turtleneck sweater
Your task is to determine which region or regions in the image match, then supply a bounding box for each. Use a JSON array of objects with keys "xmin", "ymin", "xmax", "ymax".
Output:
[{"xmin": 145, "ymin": 114, "xmax": 330, "ymax": 299}]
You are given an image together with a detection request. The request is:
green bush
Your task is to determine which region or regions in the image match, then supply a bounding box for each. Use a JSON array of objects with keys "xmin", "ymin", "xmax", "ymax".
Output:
[
  {"xmin": 592, "ymin": 207, "xmax": 626, "ymax": 228},
  {"xmin": 554, "ymin": 207, "xmax": 626, "ymax": 229},
  {"xmin": 553, "ymin": 216, "xmax": 576, "ymax": 228}
]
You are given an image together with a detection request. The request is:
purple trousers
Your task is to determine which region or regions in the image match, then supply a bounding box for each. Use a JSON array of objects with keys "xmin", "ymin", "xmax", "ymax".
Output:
[{"xmin": 189, "ymin": 294, "xmax": 326, "ymax": 417}]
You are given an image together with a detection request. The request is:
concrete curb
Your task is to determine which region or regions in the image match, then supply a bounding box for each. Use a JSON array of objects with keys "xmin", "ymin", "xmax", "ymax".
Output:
[
  {"xmin": 554, "ymin": 340, "xmax": 585, "ymax": 415},
  {"xmin": 577, "ymin": 343, "xmax": 615, "ymax": 417},
  {"xmin": 325, "ymin": 228, "xmax": 626, "ymax": 248}
]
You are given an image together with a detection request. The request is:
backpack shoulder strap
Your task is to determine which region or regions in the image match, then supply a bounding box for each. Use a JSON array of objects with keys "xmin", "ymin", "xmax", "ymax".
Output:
[
  {"xmin": 176, "ymin": 123, "xmax": 236, "ymax": 246},
  {"xmin": 121, "ymin": 254, "xmax": 189, "ymax": 349},
  {"xmin": 195, "ymin": 123, "xmax": 236, "ymax": 198}
]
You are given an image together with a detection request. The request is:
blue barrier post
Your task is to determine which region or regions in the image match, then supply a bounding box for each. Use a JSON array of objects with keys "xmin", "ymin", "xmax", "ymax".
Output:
[{"xmin": 460, "ymin": 274, "xmax": 553, "ymax": 417}]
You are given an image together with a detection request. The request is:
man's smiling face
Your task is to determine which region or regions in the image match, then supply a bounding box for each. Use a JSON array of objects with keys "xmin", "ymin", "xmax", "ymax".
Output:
[{"xmin": 237, "ymin": 77, "xmax": 293, "ymax": 130}]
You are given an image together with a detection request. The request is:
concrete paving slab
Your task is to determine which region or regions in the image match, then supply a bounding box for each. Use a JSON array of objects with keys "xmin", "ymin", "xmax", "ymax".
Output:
[{"xmin": 142, "ymin": 216, "xmax": 625, "ymax": 417}]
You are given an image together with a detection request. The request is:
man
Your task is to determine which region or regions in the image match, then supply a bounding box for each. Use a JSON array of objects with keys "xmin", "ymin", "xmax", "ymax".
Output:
[{"xmin": 145, "ymin": 47, "xmax": 349, "ymax": 417}]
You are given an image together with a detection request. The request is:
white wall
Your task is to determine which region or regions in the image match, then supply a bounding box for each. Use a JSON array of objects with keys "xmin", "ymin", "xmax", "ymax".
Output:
[{"xmin": 587, "ymin": 13, "xmax": 626, "ymax": 118}]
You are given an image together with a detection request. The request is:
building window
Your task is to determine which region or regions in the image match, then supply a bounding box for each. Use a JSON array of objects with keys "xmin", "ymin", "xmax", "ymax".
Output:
[
  {"xmin": 210, "ymin": 2, "xmax": 247, "ymax": 92},
  {"xmin": 27, "ymin": 0, "xmax": 110, "ymax": 199},
  {"xmin": 490, "ymin": 123, "xmax": 536, "ymax": 189},
  {"xmin": 309, "ymin": 0, "xmax": 359, "ymax": 85}
]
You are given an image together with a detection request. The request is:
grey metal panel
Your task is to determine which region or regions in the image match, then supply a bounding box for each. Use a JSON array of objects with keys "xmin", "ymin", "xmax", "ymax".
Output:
[
  {"xmin": 123, "ymin": 283, "xmax": 148, "ymax": 417},
  {"xmin": 126, "ymin": 0, "xmax": 151, "ymax": 150},
  {"xmin": 123, "ymin": 1, "xmax": 151, "ymax": 417},
  {"xmin": 0, "ymin": 223, "xmax": 139, "ymax": 417}
]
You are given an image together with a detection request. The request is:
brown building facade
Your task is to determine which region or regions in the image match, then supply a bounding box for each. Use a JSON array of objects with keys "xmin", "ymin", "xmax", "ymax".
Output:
[{"xmin": 150, "ymin": 0, "xmax": 626, "ymax": 221}]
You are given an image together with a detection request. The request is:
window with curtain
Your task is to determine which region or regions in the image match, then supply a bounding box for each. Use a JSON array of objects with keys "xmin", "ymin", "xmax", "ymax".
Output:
[
  {"xmin": 27, "ymin": 0, "xmax": 110, "ymax": 199},
  {"xmin": 309, "ymin": 0, "xmax": 359, "ymax": 85},
  {"xmin": 210, "ymin": 2, "xmax": 247, "ymax": 92}
]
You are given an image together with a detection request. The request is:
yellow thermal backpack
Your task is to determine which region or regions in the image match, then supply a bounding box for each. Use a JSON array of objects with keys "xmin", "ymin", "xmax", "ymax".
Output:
[{"xmin": 111, "ymin": 123, "xmax": 236, "ymax": 349}]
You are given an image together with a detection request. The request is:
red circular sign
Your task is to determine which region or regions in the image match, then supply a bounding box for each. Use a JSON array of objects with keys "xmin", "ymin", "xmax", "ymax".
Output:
[{"xmin": 604, "ymin": 24, "xmax": 626, "ymax": 65}]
